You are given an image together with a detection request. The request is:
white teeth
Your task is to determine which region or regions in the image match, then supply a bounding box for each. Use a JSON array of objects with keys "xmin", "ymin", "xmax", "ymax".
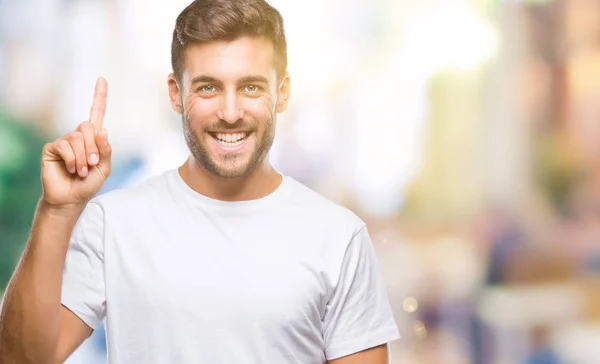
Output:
[
  {"xmin": 214, "ymin": 132, "xmax": 248, "ymax": 148},
  {"xmin": 215, "ymin": 132, "xmax": 246, "ymax": 142},
  {"xmin": 217, "ymin": 139, "xmax": 244, "ymax": 147}
]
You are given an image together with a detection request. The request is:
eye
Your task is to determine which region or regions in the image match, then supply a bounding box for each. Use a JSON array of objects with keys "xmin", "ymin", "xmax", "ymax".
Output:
[
  {"xmin": 243, "ymin": 85, "xmax": 260, "ymax": 93},
  {"xmin": 199, "ymin": 85, "xmax": 216, "ymax": 93}
]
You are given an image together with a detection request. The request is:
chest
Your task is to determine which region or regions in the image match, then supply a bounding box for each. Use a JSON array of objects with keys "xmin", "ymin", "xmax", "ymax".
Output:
[{"xmin": 104, "ymin": 213, "xmax": 330, "ymax": 333}]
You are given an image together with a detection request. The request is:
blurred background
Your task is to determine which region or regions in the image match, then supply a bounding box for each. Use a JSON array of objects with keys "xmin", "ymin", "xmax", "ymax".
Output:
[{"xmin": 2, "ymin": 0, "xmax": 600, "ymax": 363}]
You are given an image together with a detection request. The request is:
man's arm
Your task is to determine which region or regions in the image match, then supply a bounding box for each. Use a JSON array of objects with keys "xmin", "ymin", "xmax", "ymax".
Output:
[
  {"xmin": 0, "ymin": 203, "xmax": 92, "ymax": 364},
  {"xmin": 0, "ymin": 78, "xmax": 110, "ymax": 363},
  {"xmin": 322, "ymin": 225, "xmax": 399, "ymax": 362},
  {"xmin": 327, "ymin": 344, "xmax": 389, "ymax": 364},
  {"xmin": 55, "ymin": 306, "xmax": 94, "ymax": 362}
]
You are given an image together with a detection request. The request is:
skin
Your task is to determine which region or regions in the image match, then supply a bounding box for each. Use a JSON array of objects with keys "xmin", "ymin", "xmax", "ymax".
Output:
[
  {"xmin": 0, "ymin": 36, "xmax": 390, "ymax": 364},
  {"xmin": 168, "ymin": 36, "xmax": 289, "ymax": 202},
  {"xmin": 0, "ymin": 79, "xmax": 110, "ymax": 364}
]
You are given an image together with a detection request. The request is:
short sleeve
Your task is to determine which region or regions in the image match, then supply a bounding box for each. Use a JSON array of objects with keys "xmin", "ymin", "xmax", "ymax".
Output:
[
  {"xmin": 322, "ymin": 225, "xmax": 400, "ymax": 360},
  {"xmin": 61, "ymin": 201, "xmax": 106, "ymax": 329}
]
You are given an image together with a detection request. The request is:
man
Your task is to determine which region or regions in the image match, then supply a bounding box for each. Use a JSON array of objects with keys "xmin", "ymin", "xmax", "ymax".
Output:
[{"xmin": 0, "ymin": 0, "xmax": 400, "ymax": 363}]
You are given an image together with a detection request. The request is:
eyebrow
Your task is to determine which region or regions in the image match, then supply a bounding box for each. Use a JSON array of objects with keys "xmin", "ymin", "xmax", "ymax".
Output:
[
  {"xmin": 191, "ymin": 75, "xmax": 223, "ymax": 87},
  {"xmin": 190, "ymin": 75, "xmax": 270, "ymax": 87},
  {"xmin": 237, "ymin": 75, "xmax": 269, "ymax": 85}
]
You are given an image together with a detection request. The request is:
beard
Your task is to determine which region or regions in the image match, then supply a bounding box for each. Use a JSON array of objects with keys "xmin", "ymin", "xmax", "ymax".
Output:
[{"xmin": 182, "ymin": 112, "xmax": 276, "ymax": 178}]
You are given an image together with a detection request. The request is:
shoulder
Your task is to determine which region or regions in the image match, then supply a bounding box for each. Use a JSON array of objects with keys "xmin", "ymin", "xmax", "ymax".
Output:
[
  {"xmin": 283, "ymin": 177, "xmax": 366, "ymax": 234},
  {"xmin": 91, "ymin": 169, "xmax": 176, "ymax": 212}
]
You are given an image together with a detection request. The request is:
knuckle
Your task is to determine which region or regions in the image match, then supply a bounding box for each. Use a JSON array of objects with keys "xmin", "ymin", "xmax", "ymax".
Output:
[
  {"xmin": 63, "ymin": 148, "xmax": 74, "ymax": 161},
  {"xmin": 57, "ymin": 142, "xmax": 70, "ymax": 157},
  {"xmin": 59, "ymin": 139, "xmax": 70, "ymax": 150},
  {"xmin": 84, "ymin": 121, "xmax": 95, "ymax": 133},
  {"xmin": 78, "ymin": 121, "xmax": 91, "ymax": 130}
]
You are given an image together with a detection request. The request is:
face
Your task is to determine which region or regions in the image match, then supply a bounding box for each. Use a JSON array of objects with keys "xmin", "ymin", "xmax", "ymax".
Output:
[{"xmin": 168, "ymin": 36, "xmax": 290, "ymax": 178}]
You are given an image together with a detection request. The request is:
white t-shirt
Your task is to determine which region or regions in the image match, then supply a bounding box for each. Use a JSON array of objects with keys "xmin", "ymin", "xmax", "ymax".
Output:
[{"xmin": 61, "ymin": 169, "xmax": 400, "ymax": 363}]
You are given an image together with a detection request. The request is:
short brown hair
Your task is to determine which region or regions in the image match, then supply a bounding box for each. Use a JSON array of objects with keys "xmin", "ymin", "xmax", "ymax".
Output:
[{"xmin": 171, "ymin": 0, "xmax": 287, "ymax": 82}]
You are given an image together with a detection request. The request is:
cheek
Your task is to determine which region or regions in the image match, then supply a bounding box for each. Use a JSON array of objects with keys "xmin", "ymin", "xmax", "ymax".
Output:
[
  {"xmin": 185, "ymin": 96, "xmax": 219, "ymax": 123},
  {"xmin": 240, "ymin": 95, "xmax": 275, "ymax": 121},
  {"xmin": 184, "ymin": 94, "xmax": 276, "ymax": 124}
]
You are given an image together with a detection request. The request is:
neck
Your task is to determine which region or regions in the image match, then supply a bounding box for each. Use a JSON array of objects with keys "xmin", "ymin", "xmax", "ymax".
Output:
[{"xmin": 178, "ymin": 156, "xmax": 282, "ymax": 201}]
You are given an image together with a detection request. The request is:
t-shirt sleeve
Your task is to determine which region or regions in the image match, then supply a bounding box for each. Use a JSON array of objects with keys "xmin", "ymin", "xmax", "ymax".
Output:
[
  {"xmin": 322, "ymin": 225, "xmax": 400, "ymax": 360},
  {"xmin": 61, "ymin": 201, "xmax": 106, "ymax": 330}
]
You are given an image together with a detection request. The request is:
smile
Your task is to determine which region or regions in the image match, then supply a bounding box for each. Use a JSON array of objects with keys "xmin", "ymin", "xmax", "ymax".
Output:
[{"xmin": 210, "ymin": 131, "xmax": 251, "ymax": 150}]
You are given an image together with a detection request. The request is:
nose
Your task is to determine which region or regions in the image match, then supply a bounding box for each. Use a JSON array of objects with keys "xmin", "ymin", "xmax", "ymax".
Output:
[{"xmin": 217, "ymin": 90, "xmax": 245, "ymax": 124}]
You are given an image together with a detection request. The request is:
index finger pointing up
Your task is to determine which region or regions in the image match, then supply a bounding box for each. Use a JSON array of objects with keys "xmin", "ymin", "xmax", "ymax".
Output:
[{"xmin": 89, "ymin": 77, "xmax": 108, "ymax": 131}]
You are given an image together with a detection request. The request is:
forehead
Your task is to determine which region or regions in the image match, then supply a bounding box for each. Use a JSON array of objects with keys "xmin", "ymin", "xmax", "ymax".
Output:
[{"xmin": 183, "ymin": 36, "xmax": 276, "ymax": 82}]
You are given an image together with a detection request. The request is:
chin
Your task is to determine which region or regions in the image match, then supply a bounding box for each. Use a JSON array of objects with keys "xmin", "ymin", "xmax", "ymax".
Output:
[{"xmin": 211, "ymin": 161, "xmax": 254, "ymax": 179}]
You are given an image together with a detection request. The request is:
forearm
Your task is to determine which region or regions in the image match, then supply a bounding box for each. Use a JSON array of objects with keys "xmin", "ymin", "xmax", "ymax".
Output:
[{"xmin": 0, "ymin": 200, "xmax": 83, "ymax": 363}]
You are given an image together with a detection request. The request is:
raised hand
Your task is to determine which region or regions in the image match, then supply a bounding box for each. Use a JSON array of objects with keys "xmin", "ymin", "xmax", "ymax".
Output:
[{"xmin": 41, "ymin": 77, "xmax": 112, "ymax": 207}]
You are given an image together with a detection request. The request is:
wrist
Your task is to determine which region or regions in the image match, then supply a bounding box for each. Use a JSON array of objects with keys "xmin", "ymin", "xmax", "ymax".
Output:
[{"xmin": 37, "ymin": 197, "xmax": 86, "ymax": 220}]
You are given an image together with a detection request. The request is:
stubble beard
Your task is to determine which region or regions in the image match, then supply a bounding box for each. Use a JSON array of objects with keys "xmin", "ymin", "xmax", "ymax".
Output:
[{"xmin": 182, "ymin": 112, "xmax": 276, "ymax": 178}]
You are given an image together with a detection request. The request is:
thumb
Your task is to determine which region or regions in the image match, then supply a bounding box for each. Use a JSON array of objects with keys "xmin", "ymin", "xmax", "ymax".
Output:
[{"xmin": 95, "ymin": 128, "xmax": 112, "ymax": 180}]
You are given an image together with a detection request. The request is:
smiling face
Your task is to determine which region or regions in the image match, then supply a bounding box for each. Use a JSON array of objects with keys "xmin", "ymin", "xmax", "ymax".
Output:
[{"xmin": 169, "ymin": 36, "xmax": 290, "ymax": 178}]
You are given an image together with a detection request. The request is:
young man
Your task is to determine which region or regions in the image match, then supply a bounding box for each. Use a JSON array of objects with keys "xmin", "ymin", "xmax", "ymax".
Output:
[{"xmin": 0, "ymin": 0, "xmax": 400, "ymax": 363}]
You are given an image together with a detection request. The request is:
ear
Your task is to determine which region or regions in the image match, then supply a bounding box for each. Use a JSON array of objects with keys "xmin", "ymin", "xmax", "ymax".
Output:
[
  {"xmin": 168, "ymin": 73, "xmax": 183, "ymax": 114},
  {"xmin": 276, "ymin": 73, "xmax": 291, "ymax": 114}
]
